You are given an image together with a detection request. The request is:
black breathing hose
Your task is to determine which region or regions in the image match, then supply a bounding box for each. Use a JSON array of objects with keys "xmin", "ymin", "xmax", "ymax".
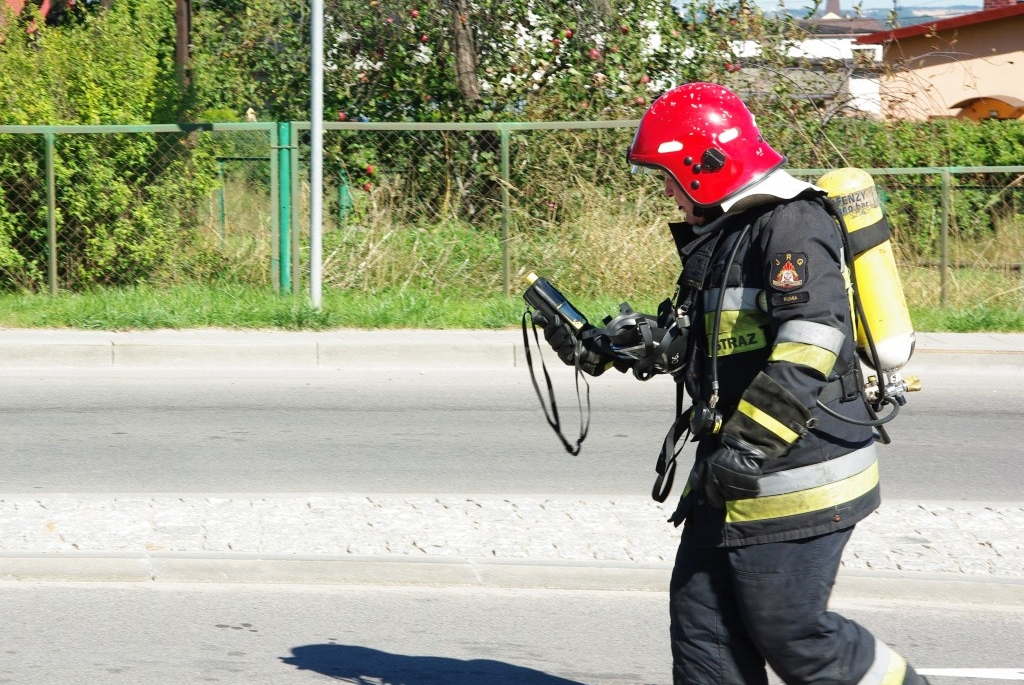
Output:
[{"xmin": 709, "ymin": 222, "xmax": 752, "ymax": 407}]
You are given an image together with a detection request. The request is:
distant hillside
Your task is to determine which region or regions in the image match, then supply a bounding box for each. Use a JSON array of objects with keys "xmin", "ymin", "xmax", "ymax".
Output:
[
  {"xmin": 867, "ymin": 4, "xmax": 982, "ymax": 27},
  {"xmin": 764, "ymin": 3, "xmax": 982, "ymax": 27}
]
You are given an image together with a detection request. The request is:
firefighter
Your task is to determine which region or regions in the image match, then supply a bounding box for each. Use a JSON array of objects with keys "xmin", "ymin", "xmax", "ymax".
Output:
[{"xmin": 534, "ymin": 82, "xmax": 929, "ymax": 685}]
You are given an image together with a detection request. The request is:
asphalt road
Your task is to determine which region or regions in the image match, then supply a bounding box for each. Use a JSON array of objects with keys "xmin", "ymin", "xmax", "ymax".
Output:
[
  {"xmin": 0, "ymin": 358, "xmax": 1021, "ymax": 499},
  {"xmin": 1, "ymin": 581, "xmax": 1020, "ymax": 685}
]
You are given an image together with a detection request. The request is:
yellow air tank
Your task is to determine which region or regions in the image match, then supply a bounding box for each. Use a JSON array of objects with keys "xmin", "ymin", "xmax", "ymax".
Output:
[{"xmin": 817, "ymin": 168, "xmax": 915, "ymax": 375}]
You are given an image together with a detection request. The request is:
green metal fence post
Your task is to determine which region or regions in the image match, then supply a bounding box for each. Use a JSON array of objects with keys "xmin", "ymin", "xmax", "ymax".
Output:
[
  {"xmin": 269, "ymin": 126, "xmax": 280, "ymax": 292},
  {"xmin": 940, "ymin": 168, "xmax": 950, "ymax": 307},
  {"xmin": 290, "ymin": 122, "xmax": 301, "ymax": 295},
  {"xmin": 501, "ymin": 127, "xmax": 510, "ymax": 296},
  {"xmin": 276, "ymin": 121, "xmax": 292, "ymax": 293},
  {"xmin": 44, "ymin": 132, "xmax": 57, "ymax": 295},
  {"xmin": 270, "ymin": 126, "xmax": 281, "ymax": 290}
]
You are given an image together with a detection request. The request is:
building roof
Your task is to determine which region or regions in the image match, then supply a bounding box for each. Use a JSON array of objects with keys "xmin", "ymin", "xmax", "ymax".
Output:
[
  {"xmin": 855, "ymin": 3, "xmax": 1024, "ymax": 44},
  {"xmin": 2, "ymin": 0, "xmax": 52, "ymax": 18}
]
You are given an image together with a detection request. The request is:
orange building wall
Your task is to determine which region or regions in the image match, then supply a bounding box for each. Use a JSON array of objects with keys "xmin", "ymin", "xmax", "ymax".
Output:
[{"xmin": 879, "ymin": 16, "xmax": 1024, "ymax": 120}]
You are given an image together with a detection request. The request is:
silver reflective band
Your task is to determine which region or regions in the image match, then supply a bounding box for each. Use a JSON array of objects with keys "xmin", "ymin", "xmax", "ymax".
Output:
[
  {"xmin": 776, "ymin": 319, "xmax": 846, "ymax": 355},
  {"xmin": 703, "ymin": 287, "xmax": 760, "ymax": 312},
  {"xmin": 755, "ymin": 444, "xmax": 877, "ymax": 497},
  {"xmin": 631, "ymin": 164, "xmax": 658, "ymax": 175}
]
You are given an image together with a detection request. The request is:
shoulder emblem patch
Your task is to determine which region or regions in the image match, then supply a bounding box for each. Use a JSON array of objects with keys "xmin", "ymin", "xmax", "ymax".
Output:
[{"xmin": 770, "ymin": 252, "xmax": 807, "ymax": 291}]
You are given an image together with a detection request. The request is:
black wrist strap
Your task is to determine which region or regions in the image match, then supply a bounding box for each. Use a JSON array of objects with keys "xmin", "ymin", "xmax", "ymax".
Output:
[
  {"xmin": 651, "ymin": 383, "xmax": 691, "ymax": 502},
  {"xmin": 522, "ymin": 310, "xmax": 591, "ymax": 455}
]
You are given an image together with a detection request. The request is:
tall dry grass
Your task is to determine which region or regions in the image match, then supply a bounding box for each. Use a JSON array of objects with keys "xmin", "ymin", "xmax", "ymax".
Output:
[
  {"xmin": 312, "ymin": 167, "xmax": 684, "ymax": 313},
  {"xmin": 218, "ymin": 152, "xmax": 1024, "ymax": 327},
  {"xmin": 897, "ymin": 213, "xmax": 1024, "ymax": 311}
]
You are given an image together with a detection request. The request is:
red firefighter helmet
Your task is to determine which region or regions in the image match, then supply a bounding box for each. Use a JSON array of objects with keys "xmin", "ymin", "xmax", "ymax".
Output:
[{"xmin": 626, "ymin": 82, "xmax": 785, "ymax": 208}]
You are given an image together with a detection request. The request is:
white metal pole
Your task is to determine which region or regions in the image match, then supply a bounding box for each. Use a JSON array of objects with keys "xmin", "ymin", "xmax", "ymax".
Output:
[{"xmin": 309, "ymin": 0, "xmax": 324, "ymax": 308}]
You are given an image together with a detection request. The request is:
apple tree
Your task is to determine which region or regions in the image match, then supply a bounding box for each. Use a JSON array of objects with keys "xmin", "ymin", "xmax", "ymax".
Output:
[{"xmin": 188, "ymin": 0, "xmax": 833, "ymax": 224}]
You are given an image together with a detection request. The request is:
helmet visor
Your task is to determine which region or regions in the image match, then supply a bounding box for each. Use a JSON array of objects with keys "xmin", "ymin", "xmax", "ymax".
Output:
[{"xmin": 630, "ymin": 164, "xmax": 659, "ymax": 176}]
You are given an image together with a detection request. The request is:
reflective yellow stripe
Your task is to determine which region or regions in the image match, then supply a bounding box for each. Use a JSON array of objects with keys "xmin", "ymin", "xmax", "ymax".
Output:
[
  {"xmin": 881, "ymin": 651, "xmax": 907, "ymax": 685},
  {"xmin": 703, "ymin": 310, "xmax": 769, "ymax": 357},
  {"xmin": 769, "ymin": 341, "xmax": 838, "ymax": 377},
  {"xmin": 726, "ymin": 460, "xmax": 879, "ymax": 523},
  {"xmin": 736, "ymin": 398, "xmax": 800, "ymax": 444}
]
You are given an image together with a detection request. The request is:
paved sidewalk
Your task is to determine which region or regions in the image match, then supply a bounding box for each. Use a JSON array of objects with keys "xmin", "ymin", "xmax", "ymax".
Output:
[
  {"xmin": 0, "ymin": 493, "xmax": 1020, "ymax": 596},
  {"xmin": 0, "ymin": 328, "xmax": 1021, "ymax": 598}
]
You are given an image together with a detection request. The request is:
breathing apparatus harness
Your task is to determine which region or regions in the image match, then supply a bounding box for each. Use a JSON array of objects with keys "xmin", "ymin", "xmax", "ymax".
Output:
[{"xmin": 651, "ymin": 215, "xmax": 754, "ymax": 502}]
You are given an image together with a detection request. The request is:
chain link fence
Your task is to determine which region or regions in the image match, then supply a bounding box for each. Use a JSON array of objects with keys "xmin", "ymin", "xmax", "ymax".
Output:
[
  {"xmin": 2, "ymin": 122, "xmax": 1023, "ymax": 310},
  {"xmin": 792, "ymin": 167, "xmax": 1024, "ymax": 310},
  {"xmin": 0, "ymin": 123, "xmax": 277, "ymax": 293},
  {"xmin": 301, "ymin": 122, "xmax": 657, "ymax": 298}
]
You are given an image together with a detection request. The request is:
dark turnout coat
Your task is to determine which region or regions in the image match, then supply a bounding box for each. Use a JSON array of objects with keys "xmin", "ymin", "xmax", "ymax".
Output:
[{"xmin": 670, "ymin": 191, "xmax": 880, "ymax": 547}]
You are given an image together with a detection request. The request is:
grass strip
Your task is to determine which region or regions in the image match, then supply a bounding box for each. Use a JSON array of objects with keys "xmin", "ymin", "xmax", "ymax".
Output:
[{"xmin": 0, "ymin": 285, "xmax": 1022, "ymax": 332}]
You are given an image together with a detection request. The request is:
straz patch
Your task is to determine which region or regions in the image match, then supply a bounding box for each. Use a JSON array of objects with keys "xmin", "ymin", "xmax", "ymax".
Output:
[
  {"xmin": 703, "ymin": 312, "xmax": 769, "ymax": 357},
  {"xmin": 710, "ymin": 328, "xmax": 768, "ymax": 356},
  {"xmin": 770, "ymin": 252, "xmax": 807, "ymax": 291}
]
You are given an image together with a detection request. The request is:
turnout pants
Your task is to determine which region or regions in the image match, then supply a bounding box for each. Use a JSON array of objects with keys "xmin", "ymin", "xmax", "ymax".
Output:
[{"xmin": 669, "ymin": 526, "xmax": 926, "ymax": 685}]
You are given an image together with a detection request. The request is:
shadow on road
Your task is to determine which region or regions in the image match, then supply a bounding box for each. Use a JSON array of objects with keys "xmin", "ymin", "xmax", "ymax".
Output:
[{"xmin": 281, "ymin": 643, "xmax": 590, "ymax": 684}]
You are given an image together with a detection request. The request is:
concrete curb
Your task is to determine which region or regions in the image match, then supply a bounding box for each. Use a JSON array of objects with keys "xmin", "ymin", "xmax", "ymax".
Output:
[
  {"xmin": 0, "ymin": 329, "xmax": 523, "ymax": 369},
  {"xmin": 0, "ymin": 554, "xmax": 1021, "ymax": 605},
  {"xmin": 0, "ymin": 328, "xmax": 1023, "ymax": 370}
]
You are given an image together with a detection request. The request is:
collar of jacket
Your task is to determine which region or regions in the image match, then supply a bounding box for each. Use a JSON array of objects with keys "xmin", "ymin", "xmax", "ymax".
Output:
[{"xmin": 720, "ymin": 168, "xmax": 824, "ymax": 214}]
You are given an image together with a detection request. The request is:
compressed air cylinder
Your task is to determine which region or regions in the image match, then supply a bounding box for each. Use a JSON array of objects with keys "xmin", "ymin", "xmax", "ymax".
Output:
[{"xmin": 817, "ymin": 168, "xmax": 915, "ymax": 375}]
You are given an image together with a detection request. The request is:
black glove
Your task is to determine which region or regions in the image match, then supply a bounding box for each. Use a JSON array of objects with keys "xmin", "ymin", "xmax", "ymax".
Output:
[
  {"xmin": 700, "ymin": 433, "xmax": 765, "ymax": 509},
  {"xmin": 532, "ymin": 310, "xmax": 611, "ymax": 376}
]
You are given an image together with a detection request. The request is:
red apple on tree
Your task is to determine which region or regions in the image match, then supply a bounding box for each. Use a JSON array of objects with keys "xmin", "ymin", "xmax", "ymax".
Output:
[
  {"xmin": 337, "ymin": 111, "xmax": 348, "ymax": 121},
  {"xmin": 589, "ymin": 47, "xmax": 602, "ymax": 60},
  {"xmin": 410, "ymin": 8, "xmax": 419, "ymax": 18},
  {"xmin": 365, "ymin": 165, "xmax": 375, "ymax": 175}
]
